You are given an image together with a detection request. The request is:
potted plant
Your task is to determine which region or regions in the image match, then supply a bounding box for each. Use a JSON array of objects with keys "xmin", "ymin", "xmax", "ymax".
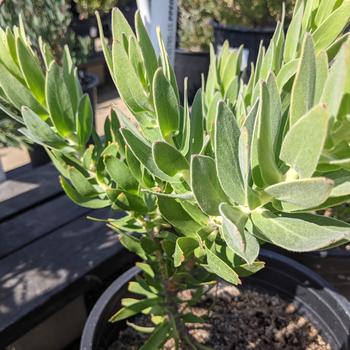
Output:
[
  {"xmin": 0, "ymin": 0, "xmax": 98, "ymax": 167},
  {"xmin": 175, "ymin": 0, "xmax": 212, "ymax": 103},
  {"xmin": 212, "ymin": 0, "xmax": 296, "ymax": 67},
  {"xmin": 1, "ymin": 0, "xmax": 350, "ymax": 348}
]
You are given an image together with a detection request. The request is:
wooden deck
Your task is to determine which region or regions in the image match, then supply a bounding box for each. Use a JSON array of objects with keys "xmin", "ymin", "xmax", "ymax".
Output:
[{"xmin": 0, "ymin": 164, "xmax": 134, "ymax": 349}]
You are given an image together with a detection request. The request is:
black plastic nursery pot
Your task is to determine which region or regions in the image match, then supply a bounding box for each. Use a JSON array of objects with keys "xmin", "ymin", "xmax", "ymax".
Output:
[
  {"xmin": 213, "ymin": 22, "xmax": 275, "ymax": 69},
  {"xmin": 80, "ymin": 249, "xmax": 350, "ymax": 350},
  {"xmin": 81, "ymin": 71, "xmax": 99, "ymax": 117},
  {"xmin": 283, "ymin": 248, "xmax": 350, "ymax": 301},
  {"xmin": 28, "ymin": 144, "xmax": 51, "ymax": 168},
  {"xmin": 174, "ymin": 49, "xmax": 210, "ymax": 104}
]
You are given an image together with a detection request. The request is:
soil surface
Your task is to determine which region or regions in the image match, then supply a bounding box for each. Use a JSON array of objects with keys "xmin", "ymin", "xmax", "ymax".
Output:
[{"xmin": 109, "ymin": 283, "xmax": 331, "ymax": 350}]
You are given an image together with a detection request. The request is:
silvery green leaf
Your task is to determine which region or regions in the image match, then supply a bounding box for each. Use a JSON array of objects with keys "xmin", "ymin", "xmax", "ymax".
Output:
[
  {"xmin": 16, "ymin": 36, "xmax": 45, "ymax": 104},
  {"xmin": 128, "ymin": 36, "xmax": 147, "ymax": 89},
  {"xmin": 152, "ymin": 141, "xmax": 189, "ymax": 178},
  {"xmin": 205, "ymin": 244, "xmax": 241, "ymax": 285},
  {"xmin": 215, "ymin": 101, "xmax": 245, "ymax": 205},
  {"xmin": 205, "ymin": 44, "xmax": 217, "ymax": 107},
  {"xmin": 173, "ymin": 237, "xmax": 199, "ymax": 267},
  {"xmin": 259, "ymin": 41, "xmax": 274, "ymax": 81},
  {"xmin": 251, "ymin": 209, "xmax": 350, "ymax": 251},
  {"xmin": 153, "ymin": 68, "xmax": 179, "ymax": 140},
  {"xmin": 76, "ymin": 94, "xmax": 93, "ymax": 147},
  {"xmin": 21, "ymin": 106, "xmax": 66, "ymax": 149},
  {"xmin": 253, "ymin": 42, "xmax": 264, "ymax": 86},
  {"xmin": 301, "ymin": 0, "xmax": 318, "ymax": 33},
  {"xmin": 280, "ymin": 104, "xmax": 329, "ymax": 178},
  {"xmin": 60, "ymin": 176, "xmax": 110, "ymax": 209},
  {"xmin": 314, "ymin": 51, "xmax": 329, "ymax": 104},
  {"xmin": 112, "ymin": 39, "xmax": 151, "ymax": 114},
  {"xmin": 290, "ymin": 34, "xmax": 316, "ymax": 126},
  {"xmin": 321, "ymin": 38, "xmax": 350, "ymax": 119},
  {"xmin": 219, "ymin": 203, "xmax": 259, "ymax": 265},
  {"xmin": 222, "ymin": 48, "xmax": 241, "ymax": 92},
  {"xmin": 0, "ymin": 29, "xmax": 22, "ymax": 80},
  {"xmin": 276, "ymin": 59, "xmax": 298, "ymax": 90},
  {"xmin": 158, "ymin": 196, "xmax": 202, "ymax": 236},
  {"xmin": 238, "ymin": 127, "xmax": 250, "ymax": 204},
  {"xmin": 179, "ymin": 201, "xmax": 209, "ymax": 226},
  {"xmin": 110, "ymin": 298, "xmax": 160, "ymax": 322},
  {"xmin": 0, "ymin": 62, "xmax": 46, "ymax": 117},
  {"xmin": 121, "ymin": 128, "xmax": 178, "ymax": 183},
  {"xmin": 46, "ymin": 62, "xmax": 75, "ymax": 137},
  {"xmin": 242, "ymin": 99, "xmax": 259, "ymax": 141},
  {"xmin": 225, "ymin": 76, "xmax": 239, "ymax": 105},
  {"xmin": 265, "ymin": 177, "xmax": 334, "ymax": 210},
  {"xmin": 68, "ymin": 167, "xmax": 97, "ymax": 197},
  {"xmin": 191, "ymin": 155, "xmax": 229, "ymax": 216},
  {"xmin": 284, "ymin": 1, "xmax": 304, "ymax": 63},
  {"xmin": 312, "ymin": 0, "xmax": 350, "ymax": 52},
  {"xmin": 125, "ymin": 145, "xmax": 143, "ymax": 183},
  {"xmin": 62, "ymin": 47, "xmax": 82, "ymax": 116},
  {"xmin": 96, "ymin": 12, "xmax": 113, "ymax": 79},
  {"xmin": 188, "ymin": 88, "xmax": 204, "ymax": 155},
  {"xmin": 314, "ymin": 0, "xmax": 338, "ymax": 27},
  {"xmin": 206, "ymin": 91, "xmax": 221, "ymax": 133},
  {"xmin": 256, "ymin": 81, "xmax": 282, "ymax": 185},
  {"xmin": 156, "ymin": 29, "xmax": 179, "ymax": 103},
  {"xmin": 111, "ymin": 8, "xmax": 135, "ymax": 44},
  {"xmin": 135, "ymin": 11, "xmax": 158, "ymax": 84},
  {"xmin": 105, "ymin": 156, "xmax": 138, "ymax": 192}
]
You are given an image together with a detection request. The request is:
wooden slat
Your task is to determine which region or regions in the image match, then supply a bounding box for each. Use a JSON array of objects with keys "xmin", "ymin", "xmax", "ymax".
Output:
[
  {"xmin": 0, "ymin": 195, "xmax": 90, "ymax": 258},
  {"xmin": 0, "ymin": 210, "xmax": 131, "ymax": 346},
  {"xmin": 0, "ymin": 163, "xmax": 61, "ymax": 221}
]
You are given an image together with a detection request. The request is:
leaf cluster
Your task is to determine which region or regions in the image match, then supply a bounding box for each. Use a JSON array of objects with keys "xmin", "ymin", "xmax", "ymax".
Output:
[{"xmin": 0, "ymin": 0, "xmax": 92, "ymax": 64}]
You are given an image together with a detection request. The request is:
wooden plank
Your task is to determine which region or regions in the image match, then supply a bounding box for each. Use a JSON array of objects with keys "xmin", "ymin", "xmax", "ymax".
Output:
[
  {"xmin": 0, "ymin": 163, "xmax": 61, "ymax": 221},
  {"xmin": 0, "ymin": 195, "xmax": 90, "ymax": 258},
  {"xmin": 0, "ymin": 209, "xmax": 132, "ymax": 346}
]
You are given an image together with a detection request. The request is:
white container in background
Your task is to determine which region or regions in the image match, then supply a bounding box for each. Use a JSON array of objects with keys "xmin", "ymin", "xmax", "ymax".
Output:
[{"xmin": 137, "ymin": 0, "xmax": 178, "ymax": 64}]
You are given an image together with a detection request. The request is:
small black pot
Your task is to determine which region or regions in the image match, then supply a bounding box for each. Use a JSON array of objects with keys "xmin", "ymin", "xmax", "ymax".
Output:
[
  {"xmin": 80, "ymin": 250, "xmax": 350, "ymax": 350},
  {"xmin": 80, "ymin": 71, "xmax": 99, "ymax": 117},
  {"xmin": 282, "ymin": 248, "xmax": 350, "ymax": 300},
  {"xmin": 174, "ymin": 49, "xmax": 210, "ymax": 104},
  {"xmin": 28, "ymin": 144, "xmax": 51, "ymax": 168},
  {"xmin": 213, "ymin": 22, "xmax": 275, "ymax": 68}
]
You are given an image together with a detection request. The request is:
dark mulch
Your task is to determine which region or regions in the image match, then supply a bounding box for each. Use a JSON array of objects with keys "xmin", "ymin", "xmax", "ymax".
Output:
[{"xmin": 109, "ymin": 283, "xmax": 330, "ymax": 350}]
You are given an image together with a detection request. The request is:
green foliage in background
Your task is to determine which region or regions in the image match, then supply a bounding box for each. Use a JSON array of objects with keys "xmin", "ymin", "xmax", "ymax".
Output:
[
  {"xmin": 0, "ymin": 113, "xmax": 26, "ymax": 149},
  {"xmin": 178, "ymin": 0, "xmax": 216, "ymax": 51},
  {"xmin": 0, "ymin": 0, "xmax": 350, "ymax": 347},
  {"xmin": 0, "ymin": 0, "xmax": 92, "ymax": 64},
  {"xmin": 178, "ymin": 0, "xmax": 296, "ymax": 51},
  {"xmin": 217, "ymin": 0, "xmax": 296, "ymax": 27},
  {"xmin": 73, "ymin": 0, "xmax": 118, "ymax": 18}
]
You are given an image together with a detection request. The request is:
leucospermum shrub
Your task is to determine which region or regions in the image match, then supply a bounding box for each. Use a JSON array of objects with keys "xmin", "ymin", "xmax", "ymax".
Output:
[{"xmin": 0, "ymin": 0, "xmax": 350, "ymax": 347}]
